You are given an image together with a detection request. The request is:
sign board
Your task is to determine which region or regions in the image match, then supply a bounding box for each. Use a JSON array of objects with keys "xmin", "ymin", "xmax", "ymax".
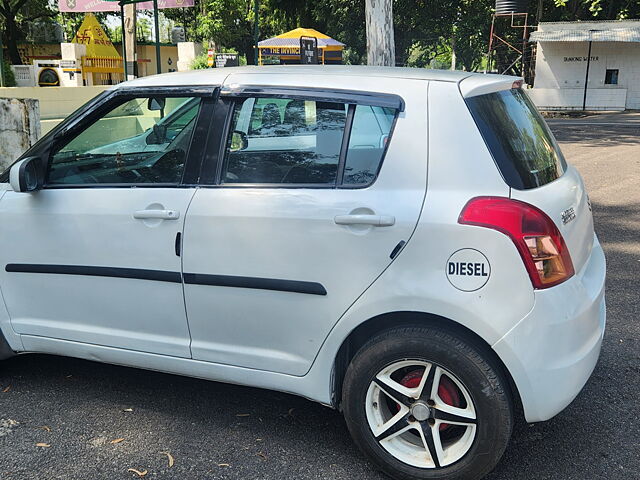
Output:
[
  {"xmin": 300, "ymin": 36, "xmax": 319, "ymax": 64},
  {"xmin": 215, "ymin": 53, "xmax": 239, "ymax": 68},
  {"xmin": 207, "ymin": 49, "xmax": 214, "ymax": 68},
  {"xmin": 60, "ymin": 0, "xmax": 194, "ymax": 13}
]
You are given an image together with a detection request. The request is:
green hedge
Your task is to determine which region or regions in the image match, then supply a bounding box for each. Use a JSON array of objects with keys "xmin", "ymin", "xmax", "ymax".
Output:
[{"xmin": 1, "ymin": 61, "xmax": 16, "ymax": 87}]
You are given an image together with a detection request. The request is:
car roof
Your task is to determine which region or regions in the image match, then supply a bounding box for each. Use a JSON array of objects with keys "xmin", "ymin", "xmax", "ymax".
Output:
[{"xmin": 115, "ymin": 65, "xmax": 518, "ymax": 94}]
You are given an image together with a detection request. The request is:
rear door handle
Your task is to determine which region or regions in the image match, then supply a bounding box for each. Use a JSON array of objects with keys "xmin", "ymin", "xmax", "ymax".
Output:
[
  {"xmin": 133, "ymin": 209, "xmax": 180, "ymax": 220},
  {"xmin": 334, "ymin": 214, "xmax": 395, "ymax": 227}
]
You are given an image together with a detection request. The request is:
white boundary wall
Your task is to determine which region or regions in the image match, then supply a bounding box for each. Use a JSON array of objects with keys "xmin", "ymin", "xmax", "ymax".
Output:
[{"xmin": 0, "ymin": 86, "xmax": 109, "ymax": 134}]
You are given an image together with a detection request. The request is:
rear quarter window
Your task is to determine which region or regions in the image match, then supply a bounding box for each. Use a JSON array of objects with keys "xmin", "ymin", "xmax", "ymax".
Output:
[{"xmin": 466, "ymin": 88, "xmax": 567, "ymax": 190}]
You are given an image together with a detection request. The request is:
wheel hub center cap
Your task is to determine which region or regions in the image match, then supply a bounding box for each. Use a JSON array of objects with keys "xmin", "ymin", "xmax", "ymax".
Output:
[{"xmin": 411, "ymin": 402, "xmax": 431, "ymax": 422}]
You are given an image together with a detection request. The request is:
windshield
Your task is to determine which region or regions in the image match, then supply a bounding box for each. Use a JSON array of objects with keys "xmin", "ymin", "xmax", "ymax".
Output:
[{"xmin": 466, "ymin": 89, "xmax": 567, "ymax": 190}]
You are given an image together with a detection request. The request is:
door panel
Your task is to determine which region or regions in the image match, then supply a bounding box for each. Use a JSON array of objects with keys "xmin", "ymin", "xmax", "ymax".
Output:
[
  {"xmin": 0, "ymin": 188, "xmax": 195, "ymax": 357},
  {"xmin": 0, "ymin": 92, "xmax": 208, "ymax": 358},
  {"xmin": 182, "ymin": 79, "xmax": 428, "ymax": 376}
]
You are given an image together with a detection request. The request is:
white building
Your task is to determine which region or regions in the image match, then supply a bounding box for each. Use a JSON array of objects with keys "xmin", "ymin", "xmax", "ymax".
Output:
[{"xmin": 528, "ymin": 20, "xmax": 640, "ymax": 110}]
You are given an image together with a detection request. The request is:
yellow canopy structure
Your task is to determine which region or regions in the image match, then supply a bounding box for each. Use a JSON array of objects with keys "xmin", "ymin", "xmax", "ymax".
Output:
[
  {"xmin": 73, "ymin": 14, "xmax": 121, "ymax": 58},
  {"xmin": 258, "ymin": 27, "xmax": 345, "ymax": 65}
]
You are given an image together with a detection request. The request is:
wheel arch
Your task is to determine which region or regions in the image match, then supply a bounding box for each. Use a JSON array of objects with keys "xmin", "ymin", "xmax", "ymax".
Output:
[{"xmin": 330, "ymin": 311, "xmax": 523, "ymax": 418}]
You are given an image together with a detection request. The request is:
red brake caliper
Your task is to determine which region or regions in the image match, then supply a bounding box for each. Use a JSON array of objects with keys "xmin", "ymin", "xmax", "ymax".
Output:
[{"xmin": 399, "ymin": 370, "xmax": 461, "ymax": 431}]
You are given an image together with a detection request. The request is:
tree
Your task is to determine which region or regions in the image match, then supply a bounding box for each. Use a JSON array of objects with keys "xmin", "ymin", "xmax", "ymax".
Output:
[
  {"xmin": 365, "ymin": 0, "xmax": 394, "ymax": 66},
  {"xmin": 1, "ymin": 0, "xmax": 54, "ymax": 64}
]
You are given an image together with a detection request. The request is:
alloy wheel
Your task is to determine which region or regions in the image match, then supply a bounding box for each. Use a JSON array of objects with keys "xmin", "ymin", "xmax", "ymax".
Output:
[{"xmin": 365, "ymin": 360, "xmax": 477, "ymax": 469}]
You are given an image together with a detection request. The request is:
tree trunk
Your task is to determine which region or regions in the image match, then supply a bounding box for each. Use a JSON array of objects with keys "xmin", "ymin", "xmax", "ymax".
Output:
[
  {"xmin": 4, "ymin": 15, "xmax": 23, "ymax": 65},
  {"xmin": 124, "ymin": 3, "xmax": 137, "ymax": 78},
  {"xmin": 365, "ymin": 0, "xmax": 395, "ymax": 66}
]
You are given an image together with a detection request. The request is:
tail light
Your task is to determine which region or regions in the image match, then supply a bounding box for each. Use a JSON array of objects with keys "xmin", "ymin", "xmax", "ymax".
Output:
[{"xmin": 459, "ymin": 197, "xmax": 574, "ymax": 289}]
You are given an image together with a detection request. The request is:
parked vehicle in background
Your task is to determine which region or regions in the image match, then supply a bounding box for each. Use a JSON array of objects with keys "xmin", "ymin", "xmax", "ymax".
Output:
[{"xmin": 0, "ymin": 66, "xmax": 606, "ymax": 480}]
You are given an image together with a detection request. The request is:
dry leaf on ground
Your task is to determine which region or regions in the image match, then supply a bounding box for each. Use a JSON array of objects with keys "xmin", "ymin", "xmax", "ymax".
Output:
[
  {"xmin": 217, "ymin": 463, "xmax": 230, "ymax": 467},
  {"xmin": 38, "ymin": 426, "xmax": 51, "ymax": 432},
  {"xmin": 2, "ymin": 386, "xmax": 10, "ymax": 393},
  {"xmin": 35, "ymin": 443, "xmax": 50, "ymax": 448},
  {"xmin": 110, "ymin": 438, "xmax": 125, "ymax": 444},
  {"xmin": 257, "ymin": 452, "xmax": 267, "ymax": 460},
  {"xmin": 235, "ymin": 413, "xmax": 250, "ymax": 417},
  {"xmin": 161, "ymin": 451, "xmax": 175, "ymax": 468},
  {"xmin": 127, "ymin": 468, "xmax": 148, "ymax": 477},
  {"xmin": 123, "ymin": 408, "xmax": 134, "ymax": 412}
]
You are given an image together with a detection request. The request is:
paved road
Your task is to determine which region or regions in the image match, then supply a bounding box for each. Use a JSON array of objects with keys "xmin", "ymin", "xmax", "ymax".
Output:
[{"xmin": 1, "ymin": 114, "xmax": 639, "ymax": 480}]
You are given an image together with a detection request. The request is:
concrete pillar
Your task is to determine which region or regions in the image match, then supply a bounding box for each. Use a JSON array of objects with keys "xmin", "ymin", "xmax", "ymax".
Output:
[
  {"xmin": 0, "ymin": 98, "xmax": 40, "ymax": 170},
  {"xmin": 60, "ymin": 42, "xmax": 86, "ymax": 87},
  {"xmin": 177, "ymin": 42, "xmax": 203, "ymax": 71}
]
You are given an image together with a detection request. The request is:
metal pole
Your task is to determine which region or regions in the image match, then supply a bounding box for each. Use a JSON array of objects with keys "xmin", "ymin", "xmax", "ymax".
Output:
[
  {"xmin": 153, "ymin": 0, "xmax": 161, "ymax": 74},
  {"xmin": 253, "ymin": 0, "xmax": 260, "ymax": 65},
  {"xmin": 582, "ymin": 39, "xmax": 593, "ymax": 111},
  {"xmin": 121, "ymin": 3, "xmax": 128, "ymax": 79},
  {"xmin": 486, "ymin": 15, "xmax": 496, "ymax": 73}
]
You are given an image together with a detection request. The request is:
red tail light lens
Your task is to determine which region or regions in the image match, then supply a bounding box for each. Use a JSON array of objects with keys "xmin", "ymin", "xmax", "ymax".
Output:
[{"xmin": 459, "ymin": 197, "xmax": 574, "ymax": 289}]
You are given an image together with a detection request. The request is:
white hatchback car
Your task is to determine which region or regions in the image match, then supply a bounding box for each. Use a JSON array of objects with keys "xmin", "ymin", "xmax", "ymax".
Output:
[{"xmin": 0, "ymin": 66, "xmax": 605, "ymax": 480}]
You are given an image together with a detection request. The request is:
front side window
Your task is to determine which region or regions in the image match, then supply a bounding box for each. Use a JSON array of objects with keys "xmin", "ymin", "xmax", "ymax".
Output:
[
  {"xmin": 223, "ymin": 96, "xmax": 347, "ymax": 185},
  {"xmin": 48, "ymin": 96, "xmax": 201, "ymax": 185}
]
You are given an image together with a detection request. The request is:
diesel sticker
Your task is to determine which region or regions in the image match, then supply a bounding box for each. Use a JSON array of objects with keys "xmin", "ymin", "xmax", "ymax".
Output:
[{"xmin": 446, "ymin": 249, "xmax": 491, "ymax": 292}]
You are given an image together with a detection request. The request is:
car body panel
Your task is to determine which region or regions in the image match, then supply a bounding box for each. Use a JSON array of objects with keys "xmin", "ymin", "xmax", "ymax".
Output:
[
  {"xmin": 0, "ymin": 187, "xmax": 196, "ymax": 357},
  {"xmin": 182, "ymin": 75, "xmax": 428, "ymax": 376},
  {"xmin": 0, "ymin": 66, "xmax": 606, "ymax": 427}
]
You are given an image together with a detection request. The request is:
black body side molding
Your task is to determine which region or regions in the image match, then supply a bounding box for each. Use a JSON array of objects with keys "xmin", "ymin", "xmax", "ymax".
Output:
[{"xmin": 5, "ymin": 264, "xmax": 327, "ymax": 296}]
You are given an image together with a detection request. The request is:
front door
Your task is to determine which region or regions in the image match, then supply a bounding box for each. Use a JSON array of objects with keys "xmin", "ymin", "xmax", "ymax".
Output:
[
  {"xmin": 0, "ymin": 91, "xmax": 208, "ymax": 357},
  {"xmin": 182, "ymin": 81, "xmax": 428, "ymax": 375}
]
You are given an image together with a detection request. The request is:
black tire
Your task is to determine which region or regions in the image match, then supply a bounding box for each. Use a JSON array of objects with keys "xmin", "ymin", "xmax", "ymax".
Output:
[{"xmin": 342, "ymin": 325, "xmax": 513, "ymax": 480}]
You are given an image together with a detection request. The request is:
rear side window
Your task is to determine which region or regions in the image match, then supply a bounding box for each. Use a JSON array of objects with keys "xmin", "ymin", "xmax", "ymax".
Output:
[
  {"xmin": 466, "ymin": 89, "xmax": 567, "ymax": 190},
  {"xmin": 222, "ymin": 96, "xmax": 398, "ymax": 187},
  {"xmin": 343, "ymin": 105, "xmax": 396, "ymax": 186}
]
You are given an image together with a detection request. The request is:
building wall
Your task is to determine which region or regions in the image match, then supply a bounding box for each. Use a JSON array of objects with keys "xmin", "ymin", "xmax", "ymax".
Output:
[
  {"xmin": 531, "ymin": 20, "xmax": 640, "ymax": 110},
  {"xmin": 113, "ymin": 44, "xmax": 179, "ymax": 77},
  {"xmin": 533, "ymin": 41, "xmax": 639, "ymax": 109}
]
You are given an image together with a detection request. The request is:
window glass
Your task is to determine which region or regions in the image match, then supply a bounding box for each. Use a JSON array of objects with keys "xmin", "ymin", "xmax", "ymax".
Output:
[
  {"xmin": 466, "ymin": 89, "xmax": 566, "ymax": 190},
  {"xmin": 48, "ymin": 96, "xmax": 201, "ymax": 185},
  {"xmin": 605, "ymin": 69, "xmax": 619, "ymax": 85},
  {"xmin": 343, "ymin": 105, "xmax": 395, "ymax": 185},
  {"xmin": 223, "ymin": 97, "xmax": 347, "ymax": 185}
]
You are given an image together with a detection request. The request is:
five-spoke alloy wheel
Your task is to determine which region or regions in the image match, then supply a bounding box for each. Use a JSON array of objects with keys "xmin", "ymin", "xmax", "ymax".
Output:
[{"xmin": 343, "ymin": 325, "xmax": 513, "ymax": 480}]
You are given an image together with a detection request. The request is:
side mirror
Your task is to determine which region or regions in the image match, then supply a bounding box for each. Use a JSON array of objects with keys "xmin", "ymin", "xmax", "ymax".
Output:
[
  {"xmin": 230, "ymin": 130, "xmax": 248, "ymax": 152},
  {"xmin": 9, "ymin": 157, "xmax": 44, "ymax": 193},
  {"xmin": 148, "ymin": 97, "xmax": 166, "ymax": 111}
]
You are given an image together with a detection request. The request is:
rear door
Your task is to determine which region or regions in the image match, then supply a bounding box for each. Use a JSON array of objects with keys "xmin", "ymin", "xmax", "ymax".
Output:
[
  {"xmin": 182, "ymin": 78, "xmax": 428, "ymax": 375},
  {"xmin": 465, "ymin": 86, "xmax": 595, "ymax": 274}
]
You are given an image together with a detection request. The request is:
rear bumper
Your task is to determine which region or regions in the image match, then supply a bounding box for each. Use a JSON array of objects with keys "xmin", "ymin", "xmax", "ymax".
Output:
[{"xmin": 493, "ymin": 234, "xmax": 606, "ymax": 423}]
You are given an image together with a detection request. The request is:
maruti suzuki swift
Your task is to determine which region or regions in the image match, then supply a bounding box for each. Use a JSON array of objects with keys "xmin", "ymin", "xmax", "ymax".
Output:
[{"xmin": 0, "ymin": 66, "xmax": 606, "ymax": 480}]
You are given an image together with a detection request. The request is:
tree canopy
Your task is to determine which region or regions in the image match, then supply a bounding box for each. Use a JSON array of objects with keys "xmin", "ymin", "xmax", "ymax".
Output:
[{"xmin": 4, "ymin": 0, "xmax": 640, "ymax": 67}]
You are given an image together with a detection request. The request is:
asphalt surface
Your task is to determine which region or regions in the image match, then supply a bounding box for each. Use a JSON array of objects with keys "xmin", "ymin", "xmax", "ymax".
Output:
[{"xmin": 1, "ymin": 113, "xmax": 639, "ymax": 480}]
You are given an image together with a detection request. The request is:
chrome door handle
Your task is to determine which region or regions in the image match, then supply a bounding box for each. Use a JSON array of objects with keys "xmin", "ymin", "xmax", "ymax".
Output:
[
  {"xmin": 133, "ymin": 209, "xmax": 180, "ymax": 220},
  {"xmin": 334, "ymin": 214, "xmax": 395, "ymax": 227}
]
